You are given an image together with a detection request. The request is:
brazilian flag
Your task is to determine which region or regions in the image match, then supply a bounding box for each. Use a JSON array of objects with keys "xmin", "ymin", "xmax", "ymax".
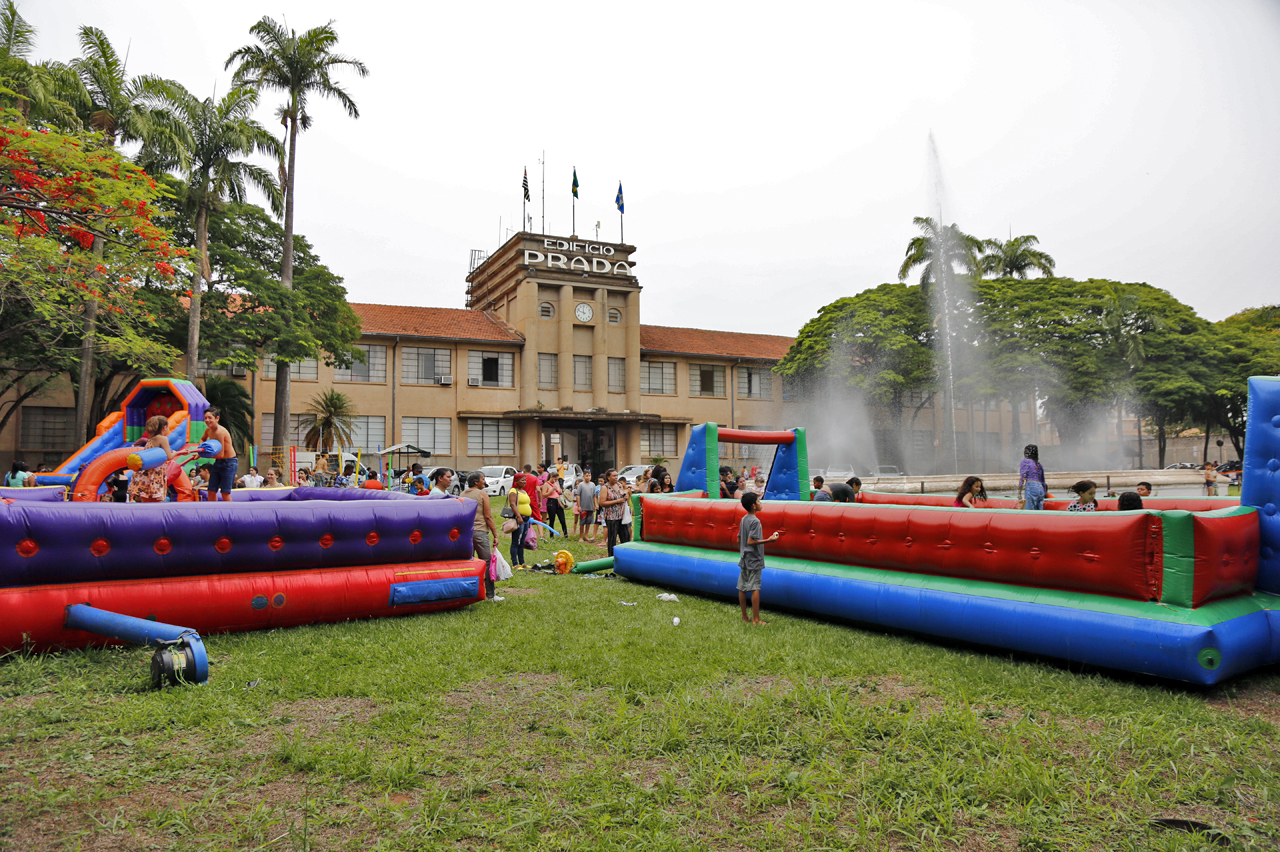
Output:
[{"xmin": 572, "ymin": 169, "xmax": 579, "ymax": 199}]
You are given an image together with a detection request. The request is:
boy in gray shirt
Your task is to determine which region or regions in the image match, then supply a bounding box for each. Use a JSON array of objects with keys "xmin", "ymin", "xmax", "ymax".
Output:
[
  {"xmin": 738, "ymin": 491, "xmax": 782, "ymax": 626},
  {"xmin": 575, "ymin": 477, "xmax": 598, "ymax": 543}
]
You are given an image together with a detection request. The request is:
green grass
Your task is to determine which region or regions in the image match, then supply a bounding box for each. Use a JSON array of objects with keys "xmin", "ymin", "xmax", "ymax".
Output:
[{"xmin": 2, "ymin": 514, "xmax": 1279, "ymax": 851}]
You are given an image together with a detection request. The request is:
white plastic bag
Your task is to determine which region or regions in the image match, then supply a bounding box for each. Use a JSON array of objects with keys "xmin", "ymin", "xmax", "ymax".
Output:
[{"xmin": 495, "ymin": 549, "xmax": 513, "ymax": 581}]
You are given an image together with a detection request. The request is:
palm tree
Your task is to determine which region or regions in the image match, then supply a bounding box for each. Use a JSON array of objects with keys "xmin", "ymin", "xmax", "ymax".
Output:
[
  {"xmin": 146, "ymin": 82, "xmax": 282, "ymax": 380},
  {"xmin": 200, "ymin": 376, "xmax": 254, "ymax": 455},
  {"xmin": 980, "ymin": 234, "xmax": 1055, "ymax": 279},
  {"xmin": 0, "ymin": 0, "xmax": 82, "ymax": 128},
  {"xmin": 67, "ymin": 26, "xmax": 189, "ymax": 443},
  {"xmin": 303, "ymin": 389, "xmax": 357, "ymax": 452},
  {"xmin": 226, "ymin": 17, "xmax": 367, "ymax": 450},
  {"xmin": 897, "ymin": 216, "xmax": 984, "ymax": 286}
]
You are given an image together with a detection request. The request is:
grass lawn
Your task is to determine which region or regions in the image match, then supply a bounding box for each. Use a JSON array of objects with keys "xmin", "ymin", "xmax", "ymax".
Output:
[{"xmin": 3, "ymin": 515, "xmax": 1279, "ymax": 851}]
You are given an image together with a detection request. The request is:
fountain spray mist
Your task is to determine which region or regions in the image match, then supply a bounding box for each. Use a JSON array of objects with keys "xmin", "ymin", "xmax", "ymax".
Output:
[{"xmin": 927, "ymin": 132, "xmax": 960, "ymax": 476}]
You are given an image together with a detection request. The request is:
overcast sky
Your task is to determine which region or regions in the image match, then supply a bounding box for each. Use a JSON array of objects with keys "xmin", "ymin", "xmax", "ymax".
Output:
[{"xmin": 26, "ymin": 0, "xmax": 1280, "ymax": 335}]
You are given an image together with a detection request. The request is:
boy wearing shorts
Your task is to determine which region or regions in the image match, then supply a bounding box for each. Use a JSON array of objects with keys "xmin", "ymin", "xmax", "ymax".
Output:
[
  {"xmin": 202, "ymin": 408, "xmax": 238, "ymax": 503},
  {"xmin": 738, "ymin": 491, "xmax": 781, "ymax": 626}
]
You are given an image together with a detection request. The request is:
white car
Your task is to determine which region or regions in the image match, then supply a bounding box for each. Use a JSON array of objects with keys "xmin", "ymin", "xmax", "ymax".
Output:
[
  {"xmin": 478, "ymin": 465, "xmax": 517, "ymax": 496},
  {"xmin": 617, "ymin": 464, "xmax": 650, "ymax": 484}
]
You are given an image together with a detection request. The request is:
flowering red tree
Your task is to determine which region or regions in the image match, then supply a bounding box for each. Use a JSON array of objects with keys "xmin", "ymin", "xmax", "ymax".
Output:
[{"xmin": 0, "ymin": 117, "xmax": 184, "ymax": 438}]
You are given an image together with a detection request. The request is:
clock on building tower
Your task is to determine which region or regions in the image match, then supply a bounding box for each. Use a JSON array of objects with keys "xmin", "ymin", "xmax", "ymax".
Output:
[{"xmin": 574, "ymin": 303, "xmax": 594, "ymax": 323}]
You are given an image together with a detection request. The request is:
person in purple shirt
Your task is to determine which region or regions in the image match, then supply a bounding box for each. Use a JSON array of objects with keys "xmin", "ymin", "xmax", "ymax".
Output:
[{"xmin": 1018, "ymin": 444, "xmax": 1047, "ymax": 510}]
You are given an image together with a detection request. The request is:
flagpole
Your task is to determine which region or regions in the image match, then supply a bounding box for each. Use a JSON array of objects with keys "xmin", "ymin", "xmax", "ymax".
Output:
[
  {"xmin": 540, "ymin": 151, "xmax": 545, "ymax": 234},
  {"xmin": 572, "ymin": 165, "xmax": 576, "ymax": 237}
]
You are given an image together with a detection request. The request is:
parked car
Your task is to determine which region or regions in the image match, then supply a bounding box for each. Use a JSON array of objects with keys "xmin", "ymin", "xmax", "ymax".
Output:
[
  {"xmin": 478, "ymin": 465, "xmax": 517, "ymax": 496},
  {"xmin": 875, "ymin": 465, "xmax": 905, "ymax": 477},
  {"xmin": 617, "ymin": 464, "xmax": 649, "ymax": 484},
  {"xmin": 824, "ymin": 463, "xmax": 856, "ymax": 481},
  {"xmin": 1218, "ymin": 459, "xmax": 1243, "ymax": 473},
  {"xmin": 1164, "ymin": 462, "xmax": 1199, "ymax": 470},
  {"xmin": 424, "ymin": 466, "xmax": 467, "ymax": 496}
]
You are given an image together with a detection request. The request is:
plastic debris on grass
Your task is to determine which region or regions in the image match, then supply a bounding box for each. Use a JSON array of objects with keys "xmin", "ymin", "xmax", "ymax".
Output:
[{"xmin": 656, "ymin": 593, "xmax": 679, "ymax": 602}]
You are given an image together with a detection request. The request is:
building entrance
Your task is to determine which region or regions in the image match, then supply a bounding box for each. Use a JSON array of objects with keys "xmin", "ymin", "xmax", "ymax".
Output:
[{"xmin": 543, "ymin": 423, "xmax": 616, "ymax": 476}]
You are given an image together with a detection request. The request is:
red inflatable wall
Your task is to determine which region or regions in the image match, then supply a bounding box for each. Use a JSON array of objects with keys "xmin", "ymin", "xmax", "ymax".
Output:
[
  {"xmin": 642, "ymin": 498, "xmax": 1163, "ymax": 600},
  {"xmin": 1192, "ymin": 512, "xmax": 1259, "ymax": 606},
  {"xmin": 0, "ymin": 559, "xmax": 485, "ymax": 651}
]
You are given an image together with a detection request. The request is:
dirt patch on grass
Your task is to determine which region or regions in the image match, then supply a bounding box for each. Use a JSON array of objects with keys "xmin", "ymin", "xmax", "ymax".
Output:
[
  {"xmin": 1205, "ymin": 685, "xmax": 1280, "ymax": 729},
  {"xmin": 497, "ymin": 587, "xmax": 540, "ymax": 595}
]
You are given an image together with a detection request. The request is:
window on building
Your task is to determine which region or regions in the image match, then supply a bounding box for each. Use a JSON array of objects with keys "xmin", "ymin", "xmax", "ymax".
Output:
[
  {"xmin": 608, "ymin": 357, "xmax": 625, "ymax": 393},
  {"xmin": 954, "ymin": 431, "xmax": 971, "ymax": 458},
  {"xmin": 640, "ymin": 423, "xmax": 678, "ymax": 458},
  {"xmin": 195, "ymin": 355, "xmax": 227, "ymax": 377},
  {"xmin": 607, "ymin": 308, "xmax": 622, "ymax": 325},
  {"xmin": 573, "ymin": 355, "xmax": 593, "ymax": 390},
  {"xmin": 468, "ymin": 350, "xmax": 514, "ymax": 388},
  {"xmin": 537, "ymin": 353, "xmax": 558, "ymax": 389},
  {"xmin": 402, "ymin": 347, "xmax": 451, "ymax": 385},
  {"xmin": 335, "ymin": 344, "xmax": 387, "ymax": 383},
  {"xmin": 905, "ymin": 389, "xmax": 930, "ymax": 408},
  {"xmin": 689, "ymin": 363, "xmax": 725, "ymax": 397},
  {"xmin": 20, "ymin": 406, "xmax": 74, "ymax": 451},
  {"xmin": 348, "ymin": 415, "xmax": 386, "ymax": 450},
  {"xmin": 402, "ymin": 417, "xmax": 451, "ymax": 455},
  {"xmin": 467, "ymin": 418, "xmax": 514, "ymax": 455},
  {"xmin": 261, "ymin": 413, "xmax": 317, "ymax": 445},
  {"xmin": 263, "ymin": 357, "xmax": 319, "ymax": 381},
  {"xmin": 910, "ymin": 430, "xmax": 934, "ymax": 456},
  {"xmin": 738, "ymin": 366, "xmax": 773, "ymax": 400},
  {"xmin": 639, "ymin": 360, "xmax": 675, "ymax": 395},
  {"xmin": 539, "ymin": 302, "xmax": 555, "ymax": 319}
]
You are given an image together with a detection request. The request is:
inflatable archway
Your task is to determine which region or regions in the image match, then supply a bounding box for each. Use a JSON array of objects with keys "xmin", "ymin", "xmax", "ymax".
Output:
[
  {"xmin": 675, "ymin": 424, "xmax": 810, "ymax": 501},
  {"xmin": 37, "ymin": 378, "xmax": 209, "ymax": 489}
]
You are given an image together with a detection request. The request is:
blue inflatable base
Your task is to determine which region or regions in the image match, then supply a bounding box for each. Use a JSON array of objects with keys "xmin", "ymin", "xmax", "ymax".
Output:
[{"xmin": 613, "ymin": 543, "xmax": 1280, "ymax": 686}]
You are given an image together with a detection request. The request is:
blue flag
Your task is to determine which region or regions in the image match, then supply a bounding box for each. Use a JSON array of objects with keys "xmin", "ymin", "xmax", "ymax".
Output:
[{"xmin": 615, "ymin": 182, "xmax": 624, "ymax": 214}]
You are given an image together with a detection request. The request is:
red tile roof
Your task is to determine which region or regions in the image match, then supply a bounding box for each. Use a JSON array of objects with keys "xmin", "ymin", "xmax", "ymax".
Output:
[
  {"xmin": 345, "ymin": 303, "xmax": 793, "ymax": 360},
  {"xmin": 349, "ymin": 303, "xmax": 522, "ymax": 343},
  {"xmin": 640, "ymin": 325, "xmax": 794, "ymax": 362}
]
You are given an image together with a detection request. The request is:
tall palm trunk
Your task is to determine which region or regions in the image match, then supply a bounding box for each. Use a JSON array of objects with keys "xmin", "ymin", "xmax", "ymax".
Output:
[
  {"xmin": 185, "ymin": 202, "xmax": 209, "ymax": 379},
  {"xmin": 270, "ymin": 113, "xmax": 299, "ymax": 449},
  {"xmin": 74, "ymin": 236, "xmax": 103, "ymax": 442}
]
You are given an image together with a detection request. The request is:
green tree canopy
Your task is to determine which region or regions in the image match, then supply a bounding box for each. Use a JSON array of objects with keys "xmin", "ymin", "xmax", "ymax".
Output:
[
  {"xmin": 776, "ymin": 282, "xmax": 934, "ymax": 443},
  {"xmin": 0, "ymin": 118, "xmax": 183, "ymax": 439}
]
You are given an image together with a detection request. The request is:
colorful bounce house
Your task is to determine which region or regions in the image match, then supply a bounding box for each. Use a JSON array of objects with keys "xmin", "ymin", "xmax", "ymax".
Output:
[
  {"xmin": 614, "ymin": 377, "xmax": 1280, "ymax": 685},
  {"xmin": 1, "ymin": 380, "xmax": 487, "ymax": 685}
]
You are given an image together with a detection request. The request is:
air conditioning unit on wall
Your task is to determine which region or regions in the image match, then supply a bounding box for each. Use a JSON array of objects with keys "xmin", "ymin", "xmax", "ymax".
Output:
[
  {"xmin": 467, "ymin": 378, "xmax": 481, "ymax": 386},
  {"xmin": 438, "ymin": 376, "xmax": 454, "ymax": 386},
  {"xmin": 229, "ymin": 364, "xmax": 247, "ymax": 377}
]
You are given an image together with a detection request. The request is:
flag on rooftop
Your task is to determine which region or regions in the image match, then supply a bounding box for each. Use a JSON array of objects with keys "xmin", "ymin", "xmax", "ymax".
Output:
[
  {"xmin": 615, "ymin": 182, "xmax": 624, "ymax": 214},
  {"xmin": 572, "ymin": 168, "xmax": 579, "ymax": 199},
  {"xmin": 523, "ymin": 168, "xmax": 530, "ymax": 202}
]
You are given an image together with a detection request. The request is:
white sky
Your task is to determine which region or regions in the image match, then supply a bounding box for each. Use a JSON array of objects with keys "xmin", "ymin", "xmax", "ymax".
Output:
[{"xmin": 27, "ymin": 0, "xmax": 1280, "ymax": 335}]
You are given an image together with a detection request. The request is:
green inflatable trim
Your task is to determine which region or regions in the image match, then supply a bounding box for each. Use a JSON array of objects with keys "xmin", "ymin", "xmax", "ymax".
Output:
[
  {"xmin": 570, "ymin": 557, "xmax": 615, "ymax": 574},
  {"xmin": 622, "ymin": 541, "xmax": 1280, "ymax": 627},
  {"xmin": 1161, "ymin": 510, "xmax": 1196, "ymax": 608}
]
